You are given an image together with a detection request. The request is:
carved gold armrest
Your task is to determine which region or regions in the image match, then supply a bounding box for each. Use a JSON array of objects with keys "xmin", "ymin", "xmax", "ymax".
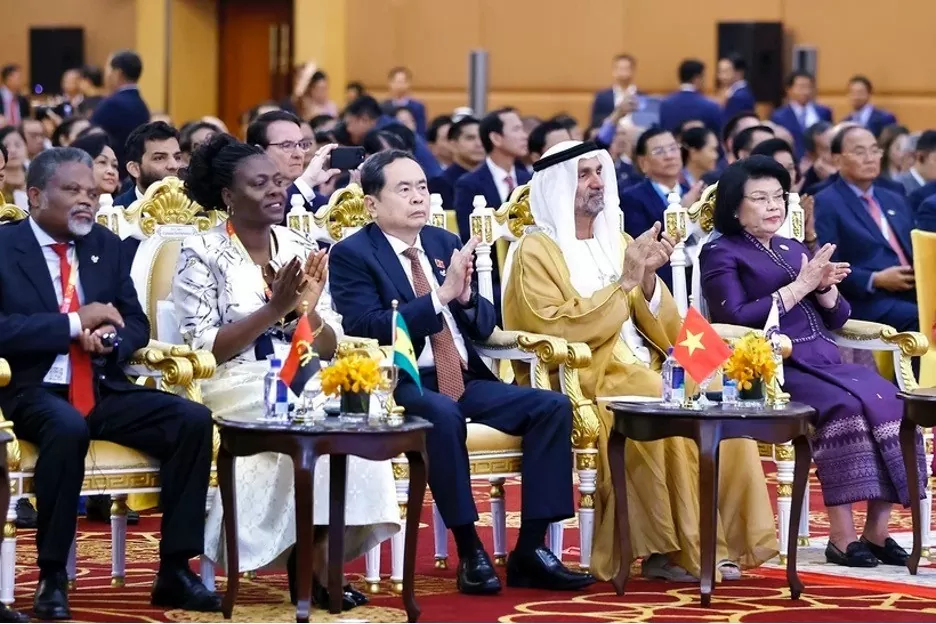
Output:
[
  {"xmin": 0, "ymin": 360, "xmax": 19, "ymax": 471},
  {"xmin": 0, "ymin": 358, "xmax": 9, "ymax": 388},
  {"xmin": 336, "ymin": 336, "xmax": 391, "ymax": 361},
  {"xmin": 562, "ymin": 343, "xmax": 601, "ymax": 458},
  {"xmin": 474, "ymin": 328, "xmax": 567, "ymax": 362},
  {"xmin": 128, "ymin": 346, "xmax": 194, "ymax": 388},
  {"xmin": 833, "ymin": 319, "xmax": 928, "ymax": 355},
  {"xmin": 143, "ymin": 340, "xmax": 217, "ymax": 380}
]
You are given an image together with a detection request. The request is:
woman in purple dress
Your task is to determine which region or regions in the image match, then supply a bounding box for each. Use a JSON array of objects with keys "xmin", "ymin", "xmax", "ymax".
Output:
[{"xmin": 700, "ymin": 156, "xmax": 926, "ymax": 569}]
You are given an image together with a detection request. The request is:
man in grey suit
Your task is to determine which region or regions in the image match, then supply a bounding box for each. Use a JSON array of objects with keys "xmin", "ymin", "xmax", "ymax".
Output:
[{"xmin": 897, "ymin": 130, "xmax": 936, "ymax": 194}]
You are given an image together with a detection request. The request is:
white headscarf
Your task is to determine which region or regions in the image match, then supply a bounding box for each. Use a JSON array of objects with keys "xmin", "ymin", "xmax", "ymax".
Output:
[{"xmin": 527, "ymin": 140, "xmax": 624, "ymax": 296}]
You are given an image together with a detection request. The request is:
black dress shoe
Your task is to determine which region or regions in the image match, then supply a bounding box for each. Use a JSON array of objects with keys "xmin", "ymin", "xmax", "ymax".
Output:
[
  {"xmin": 861, "ymin": 536, "xmax": 909, "ymax": 566},
  {"xmin": 456, "ymin": 548, "xmax": 502, "ymax": 595},
  {"xmin": 825, "ymin": 541, "xmax": 878, "ymax": 567},
  {"xmin": 506, "ymin": 546, "xmax": 596, "ymax": 591},
  {"xmin": 151, "ymin": 567, "xmax": 222, "ymax": 612},
  {"xmin": 14, "ymin": 500, "xmax": 36, "ymax": 530},
  {"xmin": 0, "ymin": 605, "xmax": 28, "ymax": 623},
  {"xmin": 33, "ymin": 571, "xmax": 70, "ymax": 620},
  {"xmin": 344, "ymin": 585, "xmax": 369, "ymax": 607},
  {"xmin": 311, "ymin": 579, "xmax": 361, "ymax": 611}
]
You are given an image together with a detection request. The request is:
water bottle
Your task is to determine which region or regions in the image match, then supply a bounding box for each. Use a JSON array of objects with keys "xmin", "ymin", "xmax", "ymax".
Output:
[
  {"xmin": 722, "ymin": 374, "xmax": 739, "ymax": 406},
  {"xmin": 661, "ymin": 348, "xmax": 685, "ymax": 406},
  {"xmin": 263, "ymin": 358, "xmax": 290, "ymax": 419}
]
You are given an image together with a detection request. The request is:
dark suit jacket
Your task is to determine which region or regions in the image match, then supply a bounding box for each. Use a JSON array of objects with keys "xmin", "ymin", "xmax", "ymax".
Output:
[
  {"xmin": 90, "ymin": 87, "xmax": 150, "ymax": 172},
  {"xmin": 659, "ymin": 90, "xmax": 722, "ymax": 136},
  {"xmin": 909, "ymin": 181, "xmax": 936, "ymax": 215},
  {"xmin": 328, "ymin": 223, "xmax": 498, "ymax": 383},
  {"xmin": 429, "ymin": 163, "xmax": 469, "ymax": 212},
  {"xmin": 0, "ymin": 92, "xmax": 29, "ymax": 123},
  {"xmin": 0, "ymin": 221, "xmax": 150, "ymax": 413},
  {"xmin": 814, "ymin": 177, "xmax": 915, "ymax": 322},
  {"xmin": 452, "ymin": 162, "xmax": 532, "ymax": 244},
  {"xmin": 590, "ymin": 88, "xmax": 615, "ymax": 128},
  {"xmin": 375, "ymin": 115, "xmax": 441, "ymax": 178},
  {"xmin": 916, "ymin": 194, "xmax": 936, "ymax": 233},
  {"xmin": 619, "ymin": 179, "xmax": 687, "ymax": 290},
  {"xmin": 770, "ymin": 103, "xmax": 833, "ymax": 160},
  {"xmin": 722, "ymin": 84, "xmax": 757, "ymax": 125},
  {"xmin": 804, "ymin": 172, "xmax": 905, "ymax": 198},
  {"xmin": 847, "ymin": 107, "xmax": 898, "ymax": 138},
  {"xmin": 616, "ymin": 160, "xmax": 642, "ymax": 191},
  {"xmin": 382, "ymin": 98, "xmax": 428, "ymax": 137}
]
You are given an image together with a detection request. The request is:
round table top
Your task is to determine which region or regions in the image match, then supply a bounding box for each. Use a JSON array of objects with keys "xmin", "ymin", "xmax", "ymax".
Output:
[
  {"xmin": 607, "ymin": 400, "xmax": 815, "ymax": 420},
  {"xmin": 213, "ymin": 412, "xmax": 432, "ymax": 435}
]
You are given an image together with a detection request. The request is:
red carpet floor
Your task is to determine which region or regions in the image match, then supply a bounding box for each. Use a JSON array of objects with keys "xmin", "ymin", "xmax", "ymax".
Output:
[{"xmin": 9, "ymin": 465, "xmax": 936, "ymax": 622}]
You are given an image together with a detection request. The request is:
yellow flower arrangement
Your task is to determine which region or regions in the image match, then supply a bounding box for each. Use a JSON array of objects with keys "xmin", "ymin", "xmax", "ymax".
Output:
[
  {"xmin": 320, "ymin": 354, "xmax": 381, "ymax": 396},
  {"xmin": 723, "ymin": 332, "xmax": 777, "ymax": 391}
]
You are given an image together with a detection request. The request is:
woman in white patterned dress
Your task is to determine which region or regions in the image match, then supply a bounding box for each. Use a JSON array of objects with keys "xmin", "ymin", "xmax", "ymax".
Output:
[{"xmin": 171, "ymin": 135, "xmax": 399, "ymax": 610}]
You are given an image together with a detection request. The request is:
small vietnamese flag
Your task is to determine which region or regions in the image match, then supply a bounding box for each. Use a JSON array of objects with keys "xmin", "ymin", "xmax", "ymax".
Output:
[
  {"xmin": 672, "ymin": 307, "xmax": 731, "ymax": 383},
  {"xmin": 280, "ymin": 314, "xmax": 321, "ymax": 396}
]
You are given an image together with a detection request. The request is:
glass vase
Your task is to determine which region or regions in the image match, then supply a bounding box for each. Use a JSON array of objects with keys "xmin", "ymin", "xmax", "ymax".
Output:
[
  {"xmin": 340, "ymin": 391, "xmax": 371, "ymax": 417},
  {"xmin": 738, "ymin": 379, "xmax": 766, "ymax": 402}
]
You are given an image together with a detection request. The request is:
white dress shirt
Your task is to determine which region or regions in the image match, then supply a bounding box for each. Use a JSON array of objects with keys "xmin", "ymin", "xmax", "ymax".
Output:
[
  {"xmin": 293, "ymin": 177, "xmax": 316, "ymax": 206},
  {"xmin": 29, "ymin": 218, "xmax": 84, "ymax": 383},
  {"xmin": 790, "ymin": 102, "xmax": 820, "ymax": 129},
  {"xmin": 486, "ymin": 157, "xmax": 517, "ymax": 204},
  {"xmin": 383, "ymin": 231, "xmax": 470, "ymax": 367},
  {"xmin": 852, "ymin": 104, "xmax": 873, "ymax": 128},
  {"xmin": 910, "ymin": 167, "xmax": 926, "ymax": 188}
]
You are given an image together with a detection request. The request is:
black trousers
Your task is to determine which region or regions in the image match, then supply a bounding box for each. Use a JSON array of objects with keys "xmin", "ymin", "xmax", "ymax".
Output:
[
  {"xmin": 8, "ymin": 384, "xmax": 213, "ymax": 569},
  {"xmin": 395, "ymin": 370, "xmax": 574, "ymax": 529}
]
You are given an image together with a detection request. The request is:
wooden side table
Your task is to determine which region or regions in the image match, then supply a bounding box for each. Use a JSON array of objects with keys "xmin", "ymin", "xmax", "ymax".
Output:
[
  {"xmin": 215, "ymin": 414, "xmax": 432, "ymax": 623},
  {"xmin": 607, "ymin": 400, "xmax": 815, "ymax": 606},
  {"xmin": 897, "ymin": 388, "xmax": 936, "ymax": 575}
]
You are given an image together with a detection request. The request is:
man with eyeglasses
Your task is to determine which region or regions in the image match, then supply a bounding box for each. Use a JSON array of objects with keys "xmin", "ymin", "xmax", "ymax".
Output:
[
  {"xmin": 619, "ymin": 127, "xmax": 703, "ymax": 290},
  {"xmin": 814, "ymin": 125, "xmax": 918, "ymax": 332},
  {"xmin": 246, "ymin": 110, "xmax": 330, "ymax": 219}
]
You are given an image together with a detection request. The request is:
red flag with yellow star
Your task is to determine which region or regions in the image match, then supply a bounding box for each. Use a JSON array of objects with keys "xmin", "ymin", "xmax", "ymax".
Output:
[{"xmin": 672, "ymin": 307, "xmax": 732, "ymax": 383}]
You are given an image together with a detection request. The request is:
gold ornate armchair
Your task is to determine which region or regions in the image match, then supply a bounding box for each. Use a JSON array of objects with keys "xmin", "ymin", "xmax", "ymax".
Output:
[
  {"xmin": 303, "ymin": 185, "xmax": 598, "ymax": 588},
  {"xmin": 0, "ymin": 195, "xmax": 215, "ymax": 606},
  {"xmin": 680, "ymin": 184, "xmax": 931, "ymax": 561}
]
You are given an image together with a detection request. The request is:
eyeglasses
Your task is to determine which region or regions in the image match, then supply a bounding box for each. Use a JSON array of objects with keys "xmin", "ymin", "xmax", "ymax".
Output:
[
  {"xmin": 268, "ymin": 139, "xmax": 314, "ymax": 153},
  {"xmin": 743, "ymin": 192, "xmax": 787, "ymax": 207},
  {"xmin": 845, "ymin": 146, "xmax": 883, "ymax": 159},
  {"xmin": 649, "ymin": 143, "xmax": 680, "ymax": 157}
]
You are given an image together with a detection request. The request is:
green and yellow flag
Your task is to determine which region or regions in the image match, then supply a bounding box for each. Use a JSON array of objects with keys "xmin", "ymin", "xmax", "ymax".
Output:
[{"xmin": 392, "ymin": 307, "xmax": 422, "ymax": 393}]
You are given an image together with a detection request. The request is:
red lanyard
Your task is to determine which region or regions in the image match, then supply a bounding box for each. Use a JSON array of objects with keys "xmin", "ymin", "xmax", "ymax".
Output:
[
  {"xmin": 60, "ymin": 254, "xmax": 79, "ymax": 313},
  {"xmin": 226, "ymin": 220, "xmax": 274, "ymax": 301}
]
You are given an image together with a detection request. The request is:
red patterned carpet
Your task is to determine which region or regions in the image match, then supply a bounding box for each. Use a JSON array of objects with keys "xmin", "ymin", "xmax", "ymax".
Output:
[{"xmin": 9, "ymin": 465, "xmax": 936, "ymax": 622}]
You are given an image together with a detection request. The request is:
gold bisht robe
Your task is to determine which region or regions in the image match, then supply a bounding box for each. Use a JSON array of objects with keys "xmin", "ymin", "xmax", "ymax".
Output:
[{"xmin": 503, "ymin": 232, "xmax": 777, "ymax": 581}]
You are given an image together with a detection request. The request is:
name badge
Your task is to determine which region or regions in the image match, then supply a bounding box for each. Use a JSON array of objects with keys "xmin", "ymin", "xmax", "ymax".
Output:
[{"xmin": 43, "ymin": 355, "xmax": 70, "ymax": 385}]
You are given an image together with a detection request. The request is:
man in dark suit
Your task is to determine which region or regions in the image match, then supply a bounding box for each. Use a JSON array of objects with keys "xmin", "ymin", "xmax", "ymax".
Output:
[
  {"xmin": 770, "ymin": 71, "xmax": 833, "ymax": 161},
  {"xmin": 329, "ymin": 149, "xmax": 594, "ymax": 595},
  {"xmin": 815, "ymin": 126, "xmax": 917, "ymax": 331},
  {"xmin": 916, "ymin": 192, "xmax": 936, "ymax": 232},
  {"xmin": 0, "ymin": 65, "xmax": 30, "ymax": 127},
  {"xmin": 896, "ymin": 129, "xmax": 936, "ymax": 196},
  {"xmin": 527, "ymin": 119, "xmax": 572, "ymax": 165},
  {"xmin": 428, "ymin": 116, "xmax": 484, "ymax": 212},
  {"xmin": 590, "ymin": 54, "xmax": 637, "ymax": 128},
  {"xmin": 845, "ymin": 75, "xmax": 898, "ymax": 138},
  {"xmin": 619, "ymin": 128, "xmax": 695, "ymax": 290},
  {"xmin": 910, "ymin": 181, "xmax": 936, "ymax": 216},
  {"xmin": 91, "ymin": 51, "xmax": 150, "ymax": 176},
  {"xmin": 719, "ymin": 55, "xmax": 757, "ymax": 124},
  {"xmin": 0, "ymin": 148, "xmax": 219, "ymax": 619},
  {"xmin": 344, "ymin": 95, "xmax": 441, "ymax": 178},
  {"xmin": 381, "ymin": 67, "xmax": 428, "ymax": 137},
  {"xmin": 659, "ymin": 59, "xmax": 722, "ymax": 137}
]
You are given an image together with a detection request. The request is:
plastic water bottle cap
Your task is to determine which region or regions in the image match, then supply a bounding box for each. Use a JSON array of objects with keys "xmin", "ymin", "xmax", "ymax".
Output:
[
  {"xmin": 667, "ymin": 347, "xmax": 674, "ymax": 355},
  {"xmin": 270, "ymin": 358, "xmax": 282, "ymax": 368}
]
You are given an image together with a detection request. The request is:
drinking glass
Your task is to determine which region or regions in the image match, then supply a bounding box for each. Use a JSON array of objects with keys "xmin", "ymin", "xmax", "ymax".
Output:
[{"xmin": 371, "ymin": 360, "xmax": 399, "ymax": 421}]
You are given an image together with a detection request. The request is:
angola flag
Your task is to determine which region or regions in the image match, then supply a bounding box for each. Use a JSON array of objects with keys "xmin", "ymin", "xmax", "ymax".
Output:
[
  {"xmin": 393, "ymin": 310, "xmax": 422, "ymax": 393},
  {"xmin": 280, "ymin": 314, "xmax": 321, "ymax": 396},
  {"xmin": 672, "ymin": 307, "xmax": 731, "ymax": 383}
]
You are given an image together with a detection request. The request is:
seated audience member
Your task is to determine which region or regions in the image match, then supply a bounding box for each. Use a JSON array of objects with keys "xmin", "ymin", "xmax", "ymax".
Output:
[
  {"xmin": 879, "ymin": 124, "xmax": 912, "ymax": 181},
  {"xmin": 428, "ymin": 116, "xmax": 484, "ymax": 210},
  {"xmin": 845, "ymin": 75, "xmax": 897, "ymax": 138},
  {"xmin": 608, "ymin": 120, "xmax": 641, "ymax": 189},
  {"xmin": 77, "ymin": 65, "xmax": 105, "ymax": 116},
  {"xmin": 897, "ymin": 129, "xmax": 936, "ymax": 197},
  {"xmin": 770, "ymin": 71, "xmax": 833, "ymax": 160},
  {"xmin": 70, "ymin": 133, "xmax": 120, "ymax": 198},
  {"xmin": 329, "ymin": 150, "xmax": 596, "ymax": 595},
  {"xmin": 345, "ymin": 81, "xmax": 365, "ymax": 105},
  {"xmin": 720, "ymin": 111, "xmax": 761, "ymax": 167},
  {"xmin": 382, "ymin": 67, "xmax": 427, "ymax": 136},
  {"xmin": 719, "ymin": 55, "xmax": 756, "ymax": 124},
  {"xmin": 750, "ymin": 138, "xmax": 799, "ymax": 190},
  {"xmin": 799, "ymin": 121, "xmax": 834, "ymax": 190},
  {"xmin": 550, "ymin": 114, "xmax": 584, "ymax": 142},
  {"xmin": 0, "ymin": 148, "xmax": 220, "ymax": 618},
  {"xmin": 174, "ymin": 134, "xmax": 397, "ymax": 611},
  {"xmin": 701, "ymin": 155, "xmax": 925, "ymax": 568},
  {"xmin": 343, "ymin": 95, "xmax": 441, "ymax": 178},
  {"xmin": 527, "ymin": 120, "xmax": 573, "ymax": 164},
  {"xmin": 814, "ymin": 126, "xmax": 917, "ymax": 331},
  {"xmin": 427, "ymin": 115, "xmax": 453, "ymax": 168},
  {"xmin": 179, "ymin": 121, "xmax": 220, "ymax": 166},
  {"xmin": 50, "ymin": 117, "xmax": 91, "ymax": 148},
  {"xmin": 22, "ymin": 118, "xmax": 49, "ymax": 162},
  {"xmin": 763, "ymin": 121, "xmax": 796, "ymax": 154},
  {"xmin": 679, "ymin": 126, "xmax": 720, "ymax": 187},
  {"xmin": 91, "ymin": 51, "xmax": 150, "ymax": 174},
  {"xmin": 113, "ymin": 121, "xmax": 181, "ymax": 208},
  {"xmin": 675, "ymin": 119, "xmax": 706, "ymax": 139},
  {"xmin": 247, "ymin": 110, "xmax": 339, "ymax": 216},
  {"xmin": 0, "ymin": 64, "xmax": 30, "ymax": 126},
  {"xmin": 803, "ymin": 122, "xmax": 906, "ymax": 197},
  {"xmin": 0, "ymin": 126, "xmax": 28, "ymax": 208},
  {"xmin": 504, "ymin": 140, "xmax": 777, "ymax": 583},
  {"xmin": 619, "ymin": 128, "xmax": 702, "ymax": 289},
  {"xmin": 732, "ymin": 125, "xmax": 775, "ymax": 161},
  {"xmin": 362, "ymin": 128, "xmax": 409, "ymax": 156},
  {"xmin": 393, "ymin": 106, "xmax": 418, "ymax": 134},
  {"xmin": 660, "ymin": 59, "xmax": 721, "ymax": 136},
  {"xmin": 309, "ymin": 114, "xmax": 337, "ymax": 133}
]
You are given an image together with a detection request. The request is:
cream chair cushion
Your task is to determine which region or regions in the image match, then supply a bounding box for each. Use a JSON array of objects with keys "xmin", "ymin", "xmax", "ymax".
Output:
[
  {"xmin": 19, "ymin": 440, "xmax": 159, "ymax": 472},
  {"xmin": 466, "ymin": 423, "xmax": 521, "ymax": 453}
]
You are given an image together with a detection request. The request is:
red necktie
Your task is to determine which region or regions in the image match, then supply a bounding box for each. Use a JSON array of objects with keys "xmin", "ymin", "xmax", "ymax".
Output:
[
  {"xmin": 862, "ymin": 192, "xmax": 910, "ymax": 266},
  {"xmin": 50, "ymin": 243, "xmax": 95, "ymax": 416},
  {"xmin": 402, "ymin": 248, "xmax": 465, "ymax": 400},
  {"xmin": 504, "ymin": 174, "xmax": 516, "ymax": 196}
]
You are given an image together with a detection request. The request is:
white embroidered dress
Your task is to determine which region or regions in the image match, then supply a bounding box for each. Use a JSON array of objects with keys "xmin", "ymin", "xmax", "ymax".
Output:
[{"xmin": 171, "ymin": 223, "xmax": 400, "ymax": 571}]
